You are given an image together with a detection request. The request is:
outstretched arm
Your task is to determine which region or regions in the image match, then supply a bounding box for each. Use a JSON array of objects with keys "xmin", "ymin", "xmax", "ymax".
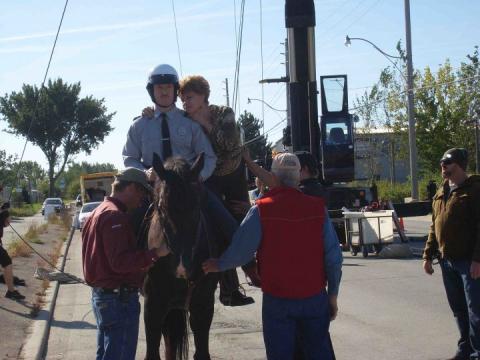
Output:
[{"xmin": 242, "ymin": 147, "xmax": 279, "ymax": 188}]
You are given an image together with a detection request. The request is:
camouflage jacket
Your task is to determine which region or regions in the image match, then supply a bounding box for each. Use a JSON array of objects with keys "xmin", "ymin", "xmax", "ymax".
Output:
[{"xmin": 207, "ymin": 105, "xmax": 242, "ymax": 176}]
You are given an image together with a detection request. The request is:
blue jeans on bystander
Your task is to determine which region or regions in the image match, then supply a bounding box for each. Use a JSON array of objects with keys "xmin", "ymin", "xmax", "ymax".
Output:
[
  {"xmin": 440, "ymin": 259, "xmax": 480, "ymax": 359},
  {"xmin": 262, "ymin": 291, "xmax": 333, "ymax": 360},
  {"xmin": 91, "ymin": 287, "xmax": 141, "ymax": 360}
]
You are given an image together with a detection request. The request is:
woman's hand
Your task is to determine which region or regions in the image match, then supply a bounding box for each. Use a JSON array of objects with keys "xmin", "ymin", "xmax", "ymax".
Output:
[{"xmin": 142, "ymin": 106, "xmax": 155, "ymax": 118}]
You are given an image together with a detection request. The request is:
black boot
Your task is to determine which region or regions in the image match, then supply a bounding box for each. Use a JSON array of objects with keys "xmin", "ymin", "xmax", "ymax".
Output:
[
  {"xmin": 219, "ymin": 269, "xmax": 254, "ymax": 306},
  {"xmin": 220, "ymin": 289, "xmax": 254, "ymax": 307}
]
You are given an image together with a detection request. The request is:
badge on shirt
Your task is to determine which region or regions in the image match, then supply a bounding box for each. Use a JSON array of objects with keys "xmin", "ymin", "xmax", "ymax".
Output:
[{"xmin": 177, "ymin": 126, "xmax": 187, "ymax": 137}]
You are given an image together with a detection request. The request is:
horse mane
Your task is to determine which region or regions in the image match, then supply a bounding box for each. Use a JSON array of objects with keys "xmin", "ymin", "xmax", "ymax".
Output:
[{"xmin": 148, "ymin": 157, "xmax": 200, "ymax": 258}]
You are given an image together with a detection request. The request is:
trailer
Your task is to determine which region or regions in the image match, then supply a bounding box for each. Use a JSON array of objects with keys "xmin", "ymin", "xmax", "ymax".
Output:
[{"xmin": 79, "ymin": 172, "xmax": 115, "ymax": 205}]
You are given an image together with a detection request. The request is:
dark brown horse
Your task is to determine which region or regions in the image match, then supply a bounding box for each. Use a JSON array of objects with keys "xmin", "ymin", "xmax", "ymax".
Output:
[{"xmin": 142, "ymin": 153, "xmax": 219, "ymax": 360}]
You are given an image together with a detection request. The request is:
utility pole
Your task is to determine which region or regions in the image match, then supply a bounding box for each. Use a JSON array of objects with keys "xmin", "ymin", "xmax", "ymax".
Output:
[
  {"xmin": 283, "ymin": 38, "xmax": 291, "ymax": 131},
  {"xmin": 285, "ymin": 0, "xmax": 319, "ymax": 159},
  {"xmin": 404, "ymin": 0, "xmax": 419, "ymax": 200},
  {"xmin": 224, "ymin": 78, "xmax": 230, "ymax": 107}
]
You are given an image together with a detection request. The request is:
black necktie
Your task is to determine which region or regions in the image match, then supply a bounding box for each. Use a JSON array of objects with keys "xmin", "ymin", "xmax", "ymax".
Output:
[{"xmin": 160, "ymin": 113, "xmax": 172, "ymax": 161}]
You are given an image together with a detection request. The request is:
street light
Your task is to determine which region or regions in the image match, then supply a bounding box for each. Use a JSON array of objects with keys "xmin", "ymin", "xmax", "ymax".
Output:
[{"xmin": 345, "ymin": 33, "xmax": 419, "ymax": 200}]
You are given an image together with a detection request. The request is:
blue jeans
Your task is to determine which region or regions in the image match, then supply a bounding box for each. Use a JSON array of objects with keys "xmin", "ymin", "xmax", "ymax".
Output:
[
  {"xmin": 262, "ymin": 291, "xmax": 333, "ymax": 360},
  {"xmin": 91, "ymin": 288, "xmax": 141, "ymax": 360},
  {"xmin": 440, "ymin": 259, "xmax": 480, "ymax": 359}
]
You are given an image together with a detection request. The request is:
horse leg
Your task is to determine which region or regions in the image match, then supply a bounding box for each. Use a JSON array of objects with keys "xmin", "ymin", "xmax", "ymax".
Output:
[
  {"xmin": 162, "ymin": 309, "xmax": 188, "ymax": 360},
  {"xmin": 144, "ymin": 292, "xmax": 168, "ymax": 360},
  {"xmin": 144, "ymin": 265, "xmax": 173, "ymax": 360},
  {"xmin": 189, "ymin": 275, "xmax": 218, "ymax": 360}
]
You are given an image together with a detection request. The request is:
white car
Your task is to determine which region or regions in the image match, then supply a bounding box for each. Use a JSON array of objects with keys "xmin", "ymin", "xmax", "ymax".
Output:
[
  {"xmin": 41, "ymin": 198, "xmax": 64, "ymax": 215},
  {"xmin": 78, "ymin": 201, "xmax": 102, "ymax": 230}
]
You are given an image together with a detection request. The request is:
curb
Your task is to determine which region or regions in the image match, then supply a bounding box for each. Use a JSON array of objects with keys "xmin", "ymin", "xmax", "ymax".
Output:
[{"xmin": 21, "ymin": 225, "xmax": 76, "ymax": 360}]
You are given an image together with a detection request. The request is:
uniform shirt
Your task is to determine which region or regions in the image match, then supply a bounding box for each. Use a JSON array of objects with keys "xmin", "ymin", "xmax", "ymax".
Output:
[
  {"xmin": 217, "ymin": 204, "xmax": 343, "ymax": 296},
  {"xmin": 81, "ymin": 197, "xmax": 157, "ymax": 289},
  {"xmin": 122, "ymin": 106, "xmax": 217, "ymax": 181}
]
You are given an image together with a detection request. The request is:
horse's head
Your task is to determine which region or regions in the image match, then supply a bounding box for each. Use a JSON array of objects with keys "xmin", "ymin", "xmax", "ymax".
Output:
[{"xmin": 148, "ymin": 153, "xmax": 205, "ymax": 277}]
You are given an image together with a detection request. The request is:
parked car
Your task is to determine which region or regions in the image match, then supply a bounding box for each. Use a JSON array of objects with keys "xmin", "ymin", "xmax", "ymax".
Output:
[
  {"xmin": 41, "ymin": 198, "xmax": 64, "ymax": 215},
  {"xmin": 78, "ymin": 201, "xmax": 102, "ymax": 230}
]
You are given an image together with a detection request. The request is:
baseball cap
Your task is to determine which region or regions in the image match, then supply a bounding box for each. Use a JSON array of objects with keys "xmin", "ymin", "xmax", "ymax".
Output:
[
  {"xmin": 271, "ymin": 152, "xmax": 301, "ymax": 172},
  {"xmin": 115, "ymin": 168, "xmax": 153, "ymax": 193},
  {"xmin": 440, "ymin": 148, "xmax": 468, "ymax": 168}
]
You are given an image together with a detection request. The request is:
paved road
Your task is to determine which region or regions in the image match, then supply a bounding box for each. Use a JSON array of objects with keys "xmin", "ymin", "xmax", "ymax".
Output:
[
  {"xmin": 3, "ymin": 212, "xmax": 47, "ymax": 248},
  {"xmin": 403, "ymin": 215, "xmax": 431, "ymax": 236},
  {"xmin": 36, "ymin": 222, "xmax": 460, "ymax": 360}
]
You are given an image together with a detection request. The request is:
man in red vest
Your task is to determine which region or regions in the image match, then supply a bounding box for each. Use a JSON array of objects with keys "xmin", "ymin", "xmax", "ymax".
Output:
[{"xmin": 203, "ymin": 152, "xmax": 342, "ymax": 359}]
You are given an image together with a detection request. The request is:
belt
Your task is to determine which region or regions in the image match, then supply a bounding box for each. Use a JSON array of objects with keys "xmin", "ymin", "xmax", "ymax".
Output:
[{"xmin": 98, "ymin": 286, "xmax": 138, "ymax": 294}]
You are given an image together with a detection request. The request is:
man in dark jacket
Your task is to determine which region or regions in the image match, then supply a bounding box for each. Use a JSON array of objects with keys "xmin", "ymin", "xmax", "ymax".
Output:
[
  {"xmin": 295, "ymin": 151, "xmax": 327, "ymax": 199},
  {"xmin": 423, "ymin": 148, "xmax": 480, "ymax": 360}
]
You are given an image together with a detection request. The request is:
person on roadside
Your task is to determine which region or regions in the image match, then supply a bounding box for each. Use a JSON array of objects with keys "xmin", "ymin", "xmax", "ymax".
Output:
[
  {"xmin": 249, "ymin": 176, "xmax": 266, "ymax": 204},
  {"xmin": 82, "ymin": 168, "xmax": 169, "ymax": 360},
  {"xmin": 203, "ymin": 153, "xmax": 343, "ymax": 359},
  {"xmin": 0, "ymin": 210, "xmax": 25, "ymax": 300},
  {"xmin": 140, "ymin": 73, "xmax": 258, "ymax": 305},
  {"xmin": 423, "ymin": 148, "xmax": 480, "ymax": 360}
]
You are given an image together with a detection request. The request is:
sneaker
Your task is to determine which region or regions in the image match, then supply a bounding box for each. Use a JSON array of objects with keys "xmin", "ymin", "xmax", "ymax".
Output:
[
  {"xmin": 220, "ymin": 289, "xmax": 254, "ymax": 307},
  {"xmin": 5, "ymin": 290, "xmax": 25, "ymax": 300}
]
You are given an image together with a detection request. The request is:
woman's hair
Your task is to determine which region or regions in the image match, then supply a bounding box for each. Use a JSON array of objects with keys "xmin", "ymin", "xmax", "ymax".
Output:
[{"xmin": 179, "ymin": 75, "xmax": 210, "ymax": 102}]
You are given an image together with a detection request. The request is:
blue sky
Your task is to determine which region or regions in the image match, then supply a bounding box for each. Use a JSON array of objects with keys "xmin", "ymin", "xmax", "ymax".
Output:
[{"xmin": 1, "ymin": 0, "xmax": 479, "ymax": 171}]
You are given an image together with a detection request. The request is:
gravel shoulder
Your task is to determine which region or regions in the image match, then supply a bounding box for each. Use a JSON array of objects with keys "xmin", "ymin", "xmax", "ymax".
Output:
[{"xmin": 0, "ymin": 213, "xmax": 69, "ymax": 360}]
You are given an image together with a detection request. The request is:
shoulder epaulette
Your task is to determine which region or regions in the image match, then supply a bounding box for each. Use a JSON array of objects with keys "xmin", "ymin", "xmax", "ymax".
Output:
[{"xmin": 132, "ymin": 115, "xmax": 141, "ymax": 122}]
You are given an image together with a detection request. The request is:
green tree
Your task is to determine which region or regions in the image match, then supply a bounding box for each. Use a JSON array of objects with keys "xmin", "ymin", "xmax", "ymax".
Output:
[
  {"xmin": 11, "ymin": 161, "xmax": 46, "ymax": 189},
  {"xmin": 0, "ymin": 78, "xmax": 115, "ymax": 196},
  {"xmin": 356, "ymin": 46, "xmax": 480, "ymax": 175},
  {"xmin": 238, "ymin": 110, "xmax": 271, "ymax": 161},
  {"xmin": 0, "ymin": 149, "xmax": 17, "ymax": 188}
]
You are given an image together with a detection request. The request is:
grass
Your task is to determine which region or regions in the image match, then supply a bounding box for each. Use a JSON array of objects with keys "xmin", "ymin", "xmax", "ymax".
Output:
[
  {"xmin": 23, "ymin": 223, "xmax": 47, "ymax": 244},
  {"xmin": 9, "ymin": 203, "xmax": 42, "ymax": 217},
  {"xmin": 47, "ymin": 210, "xmax": 72, "ymax": 230},
  {"xmin": 6, "ymin": 239, "xmax": 33, "ymax": 257}
]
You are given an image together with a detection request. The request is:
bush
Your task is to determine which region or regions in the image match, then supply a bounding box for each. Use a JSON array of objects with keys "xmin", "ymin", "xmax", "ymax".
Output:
[
  {"xmin": 9, "ymin": 203, "xmax": 42, "ymax": 217},
  {"xmin": 376, "ymin": 181, "xmax": 411, "ymax": 203},
  {"xmin": 376, "ymin": 172, "xmax": 443, "ymax": 203}
]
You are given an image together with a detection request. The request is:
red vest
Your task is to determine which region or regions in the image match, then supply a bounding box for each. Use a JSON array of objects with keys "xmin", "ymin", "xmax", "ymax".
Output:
[{"xmin": 256, "ymin": 187, "xmax": 327, "ymax": 299}]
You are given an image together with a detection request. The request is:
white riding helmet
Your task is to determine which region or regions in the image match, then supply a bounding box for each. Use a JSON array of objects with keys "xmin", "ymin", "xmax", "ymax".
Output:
[{"xmin": 146, "ymin": 64, "xmax": 179, "ymax": 104}]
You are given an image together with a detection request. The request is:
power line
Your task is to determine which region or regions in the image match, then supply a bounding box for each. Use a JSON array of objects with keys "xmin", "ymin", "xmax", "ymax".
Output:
[
  {"xmin": 349, "ymin": 73, "xmax": 480, "ymax": 113},
  {"xmin": 171, "ymin": 0, "xmax": 183, "ymax": 77},
  {"xmin": 322, "ymin": 0, "xmax": 384, "ymax": 46},
  {"xmin": 260, "ymin": 0, "xmax": 265, "ymax": 135},
  {"xmin": 8, "ymin": 0, "xmax": 69, "ymax": 202},
  {"xmin": 232, "ymin": 0, "xmax": 246, "ymax": 115}
]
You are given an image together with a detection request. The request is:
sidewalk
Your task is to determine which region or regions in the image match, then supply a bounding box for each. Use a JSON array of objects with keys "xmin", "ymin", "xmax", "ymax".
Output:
[{"xmin": 3, "ymin": 212, "xmax": 47, "ymax": 249}]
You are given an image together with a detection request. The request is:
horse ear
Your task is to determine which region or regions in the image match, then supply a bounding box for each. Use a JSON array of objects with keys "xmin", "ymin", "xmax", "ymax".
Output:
[
  {"xmin": 152, "ymin": 152, "xmax": 167, "ymax": 181},
  {"xmin": 190, "ymin": 152, "xmax": 205, "ymax": 180}
]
